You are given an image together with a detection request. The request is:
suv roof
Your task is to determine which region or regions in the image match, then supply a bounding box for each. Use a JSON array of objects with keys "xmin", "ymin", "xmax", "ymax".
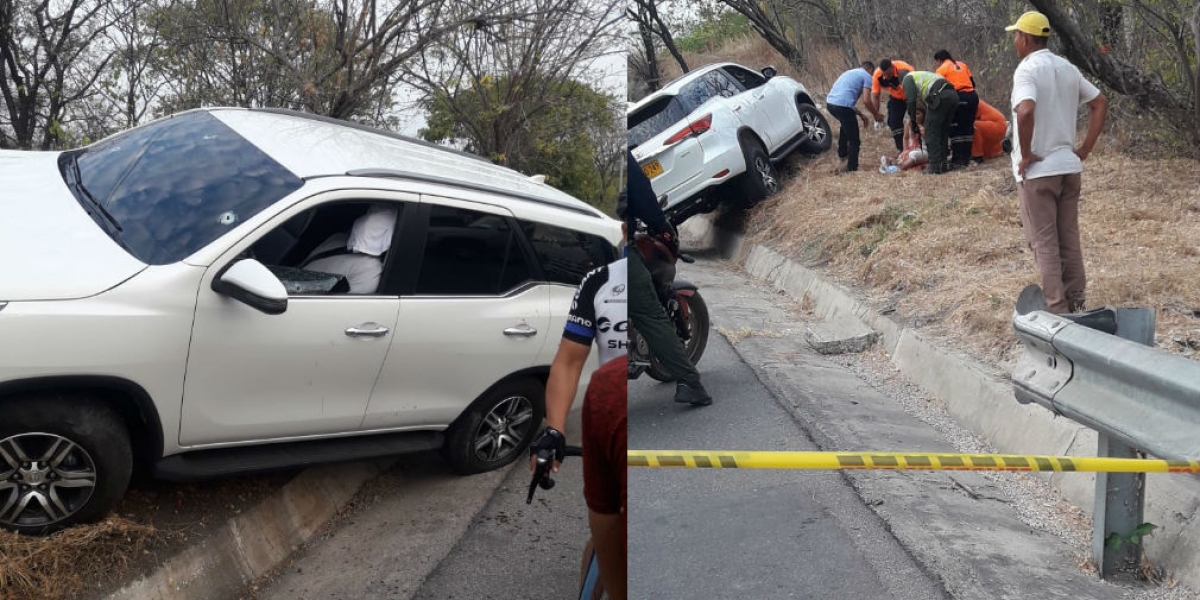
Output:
[{"xmin": 150, "ymin": 107, "xmax": 609, "ymax": 220}]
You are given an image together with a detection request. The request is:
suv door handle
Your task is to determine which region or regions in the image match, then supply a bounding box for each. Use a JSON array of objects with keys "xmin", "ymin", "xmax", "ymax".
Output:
[
  {"xmin": 503, "ymin": 323, "xmax": 538, "ymax": 337},
  {"xmin": 346, "ymin": 324, "xmax": 390, "ymax": 338}
]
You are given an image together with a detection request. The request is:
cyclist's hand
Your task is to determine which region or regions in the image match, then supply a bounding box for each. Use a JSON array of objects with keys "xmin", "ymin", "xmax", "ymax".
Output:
[{"xmin": 529, "ymin": 427, "xmax": 566, "ymax": 473}]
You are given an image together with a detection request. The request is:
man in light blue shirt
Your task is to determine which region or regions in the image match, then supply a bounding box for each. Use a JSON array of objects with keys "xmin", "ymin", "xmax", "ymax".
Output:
[{"xmin": 826, "ymin": 62, "xmax": 875, "ymax": 172}]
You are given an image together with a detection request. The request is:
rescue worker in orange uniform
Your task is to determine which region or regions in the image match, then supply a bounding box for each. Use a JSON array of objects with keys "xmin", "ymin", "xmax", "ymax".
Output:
[
  {"xmin": 934, "ymin": 50, "xmax": 978, "ymax": 168},
  {"xmin": 868, "ymin": 58, "xmax": 914, "ymax": 151},
  {"xmin": 972, "ymin": 100, "xmax": 1008, "ymax": 161}
]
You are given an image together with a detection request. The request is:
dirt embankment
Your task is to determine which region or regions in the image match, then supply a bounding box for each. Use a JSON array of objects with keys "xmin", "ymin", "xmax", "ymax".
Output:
[{"xmin": 755, "ymin": 138, "xmax": 1200, "ymax": 369}]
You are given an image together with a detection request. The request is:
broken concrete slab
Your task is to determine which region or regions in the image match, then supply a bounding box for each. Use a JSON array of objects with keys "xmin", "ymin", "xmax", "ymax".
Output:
[{"xmin": 805, "ymin": 315, "xmax": 880, "ymax": 354}]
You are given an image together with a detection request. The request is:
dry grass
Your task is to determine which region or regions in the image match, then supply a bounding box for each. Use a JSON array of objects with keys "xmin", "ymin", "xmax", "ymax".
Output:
[
  {"xmin": 750, "ymin": 127, "xmax": 1200, "ymax": 369},
  {"xmin": 0, "ymin": 517, "xmax": 170, "ymax": 600},
  {"xmin": 0, "ymin": 474, "xmax": 289, "ymax": 600}
]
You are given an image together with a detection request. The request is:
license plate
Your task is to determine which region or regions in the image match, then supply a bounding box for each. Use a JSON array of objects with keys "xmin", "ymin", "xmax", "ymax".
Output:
[{"xmin": 641, "ymin": 160, "xmax": 663, "ymax": 179}]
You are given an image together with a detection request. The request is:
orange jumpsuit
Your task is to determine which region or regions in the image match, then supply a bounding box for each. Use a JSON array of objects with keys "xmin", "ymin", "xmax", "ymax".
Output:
[{"xmin": 972, "ymin": 100, "xmax": 1006, "ymax": 160}]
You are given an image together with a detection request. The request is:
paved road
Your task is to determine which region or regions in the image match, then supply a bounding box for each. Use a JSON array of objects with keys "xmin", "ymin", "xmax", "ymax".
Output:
[
  {"xmin": 628, "ymin": 259, "xmax": 947, "ymax": 600},
  {"xmin": 629, "ymin": 248, "xmax": 1124, "ymax": 600},
  {"xmin": 247, "ymin": 410, "xmax": 591, "ymax": 600}
]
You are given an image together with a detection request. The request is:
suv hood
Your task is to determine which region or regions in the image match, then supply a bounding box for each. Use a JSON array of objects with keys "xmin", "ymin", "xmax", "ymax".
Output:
[{"xmin": 0, "ymin": 150, "xmax": 146, "ymax": 301}]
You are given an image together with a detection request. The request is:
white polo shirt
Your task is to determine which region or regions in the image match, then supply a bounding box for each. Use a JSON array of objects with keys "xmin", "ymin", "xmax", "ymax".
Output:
[{"xmin": 1010, "ymin": 49, "xmax": 1101, "ymax": 182}]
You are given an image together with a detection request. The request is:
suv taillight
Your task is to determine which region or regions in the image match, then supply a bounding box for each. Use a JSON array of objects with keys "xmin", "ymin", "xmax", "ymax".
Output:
[{"xmin": 663, "ymin": 114, "xmax": 713, "ymax": 146}]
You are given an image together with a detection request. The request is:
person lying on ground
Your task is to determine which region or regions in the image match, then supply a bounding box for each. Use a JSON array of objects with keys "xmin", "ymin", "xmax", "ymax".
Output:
[{"xmin": 881, "ymin": 109, "xmax": 928, "ymax": 172}]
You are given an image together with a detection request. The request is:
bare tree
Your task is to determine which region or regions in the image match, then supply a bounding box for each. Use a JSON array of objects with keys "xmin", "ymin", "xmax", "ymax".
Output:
[
  {"xmin": 717, "ymin": 0, "xmax": 803, "ymax": 70},
  {"xmin": 627, "ymin": 6, "xmax": 661, "ymax": 99},
  {"xmin": 404, "ymin": 0, "xmax": 621, "ymax": 165},
  {"xmin": 627, "ymin": 0, "xmax": 687, "ymax": 74},
  {"xmin": 151, "ymin": 0, "xmax": 555, "ymax": 122},
  {"xmin": 1028, "ymin": 0, "xmax": 1189, "ymax": 112},
  {"xmin": 0, "ymin": 0, "xmax": 125, "ymax": 148},
  {"xmin": 64, "ymin": 0, "xmax": 168, "ymax": 140}
]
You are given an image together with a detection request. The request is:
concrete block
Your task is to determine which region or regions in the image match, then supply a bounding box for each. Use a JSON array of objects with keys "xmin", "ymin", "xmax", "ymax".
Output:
[{"xmin": 804, "ymin": 316, "xmax": 880, "ymax": 354}]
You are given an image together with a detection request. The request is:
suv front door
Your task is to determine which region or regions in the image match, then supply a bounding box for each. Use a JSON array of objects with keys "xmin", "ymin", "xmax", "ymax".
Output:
[{"xmin": 179, "ymin": 193, "xmax": 410, "ymax": 446}]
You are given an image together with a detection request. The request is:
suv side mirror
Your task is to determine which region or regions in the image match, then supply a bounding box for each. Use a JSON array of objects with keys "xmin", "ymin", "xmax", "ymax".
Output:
[
  {"xmin": 213, "ymin": 259, "xmax": 288, "ymax": 315},
  {"xmin": 761, "ymin": 66, "xmax": 777, "ymax": 80}
]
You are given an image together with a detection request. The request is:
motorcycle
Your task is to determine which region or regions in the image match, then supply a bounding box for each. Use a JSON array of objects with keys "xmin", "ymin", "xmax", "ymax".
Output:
[{"xmin": 628, "ymin": 229, "xmax": 710, "ymax": 381}]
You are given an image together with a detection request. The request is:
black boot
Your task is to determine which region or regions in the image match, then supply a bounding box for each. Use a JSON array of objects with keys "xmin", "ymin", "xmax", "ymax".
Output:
[{"xmin": 674, "ymin": 379, "xmax": 712, "ymax": 406}]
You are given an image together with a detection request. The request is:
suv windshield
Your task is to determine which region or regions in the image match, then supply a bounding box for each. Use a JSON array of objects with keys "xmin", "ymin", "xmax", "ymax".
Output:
[
  {"xmin": 627, "ymin": 95, "xmax": 690, "ymax": 149},
  {"xmin": 66, "ymin": 111, "xmax": 303, "ymax": 265}
]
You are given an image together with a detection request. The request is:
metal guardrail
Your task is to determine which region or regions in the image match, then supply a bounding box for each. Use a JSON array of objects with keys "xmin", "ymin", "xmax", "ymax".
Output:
[
  {"xmin": 1012, "ymin": 308, "xmax": 1200, "ymax": 579},
  {"xmin": 1013, "ymin": 310, "xmax": 1200, "ymax": 459}
]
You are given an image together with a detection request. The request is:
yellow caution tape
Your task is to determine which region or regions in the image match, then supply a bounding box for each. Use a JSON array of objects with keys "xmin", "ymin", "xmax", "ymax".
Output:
[{"xmin": 627, "ymin": 451, "xmax": 1200, "ymax": 473}]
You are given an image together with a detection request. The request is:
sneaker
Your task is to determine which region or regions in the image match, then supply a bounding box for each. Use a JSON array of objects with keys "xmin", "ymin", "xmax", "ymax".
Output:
[{"xmin": 674, "ymin": 380, "xmax": 713, "ymax": 406}]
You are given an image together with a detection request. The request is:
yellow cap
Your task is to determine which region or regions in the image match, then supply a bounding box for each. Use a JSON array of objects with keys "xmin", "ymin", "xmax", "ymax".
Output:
[{"xmin": 1005, "ymin": 11, "xmax": 1051, "ymax": 37}]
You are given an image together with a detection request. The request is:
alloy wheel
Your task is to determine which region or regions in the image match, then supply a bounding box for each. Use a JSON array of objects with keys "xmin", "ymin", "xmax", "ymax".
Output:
[
  {"xmin": 472, "ymin": 395, "xmax": 534, "ymax": 462},
  {"xmin": 755, "ymin": 156, "xmax": 780, "ymax": 194},
  {"xmin": 802, "ymin": 111, "xmax": 828, "ymax": 146},
  {"xmin": 0, "ymin": 433, "xmax": 98, "ymax": 529}
]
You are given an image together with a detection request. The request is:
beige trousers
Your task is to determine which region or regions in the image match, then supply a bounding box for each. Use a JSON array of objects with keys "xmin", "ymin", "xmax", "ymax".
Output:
[{"xmin": 1018, "ymin": 173, "xmax": 1086, "ymax": 314}]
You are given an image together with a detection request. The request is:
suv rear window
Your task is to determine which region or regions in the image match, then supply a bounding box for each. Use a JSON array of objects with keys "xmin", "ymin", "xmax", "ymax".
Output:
[
  {"xmin": 70, "ymin": 111, "xmax": 303, "ymax": 265},
  {"xmin": 627, "ymin": 95, "xmax": 690, "ymax": 149}
]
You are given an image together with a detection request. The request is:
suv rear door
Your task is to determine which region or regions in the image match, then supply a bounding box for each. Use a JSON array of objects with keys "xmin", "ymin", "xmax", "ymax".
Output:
[{"xmin": 360, "ymin": 196, "xmax": 551, "ymax": 429}]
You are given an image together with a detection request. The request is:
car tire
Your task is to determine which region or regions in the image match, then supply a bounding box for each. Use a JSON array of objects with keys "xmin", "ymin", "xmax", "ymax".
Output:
[
  {"xmin": 797, "ymin": 102, "xmax": 832, "ymax": 154},
  {"xmin": 443, "ymin": 378, "xmax": 544, "ymax": 475},
  {"xmin": 737, "ymin": 142, "xmax": 779, "ymax": 206},
  {"xmin": 0, "ymin": 396, "xmax": 132, "ymax": 535},
  {"xmin": 648, "ymin": 291, "xmax": 710, "ymax": 382}
]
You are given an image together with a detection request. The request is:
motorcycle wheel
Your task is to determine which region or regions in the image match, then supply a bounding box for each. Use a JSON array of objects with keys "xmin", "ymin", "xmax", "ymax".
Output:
[{"xmin": 647, "ymin": 291, "xmax": 710, "ymax": 382}]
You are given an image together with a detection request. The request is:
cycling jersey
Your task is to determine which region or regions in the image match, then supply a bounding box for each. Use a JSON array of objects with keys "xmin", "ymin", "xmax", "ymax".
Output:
[{"xmin": 563, "ymin": 258, "xmax": 628, "ymax": 364}]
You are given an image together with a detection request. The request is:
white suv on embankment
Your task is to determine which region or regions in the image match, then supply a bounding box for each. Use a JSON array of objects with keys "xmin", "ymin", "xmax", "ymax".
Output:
[
  {"xmin": 0, "ymin": 108, "xmax": 620, "ymax": 534},
  {"xmin": 627, "ymin": 62, "xmax": 832, "ymax": 223}
]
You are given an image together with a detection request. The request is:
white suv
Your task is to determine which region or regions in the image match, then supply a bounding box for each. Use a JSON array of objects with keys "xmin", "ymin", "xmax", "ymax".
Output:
[
  {"xmin": 0, "ymin": 108, "xmax": 620, "ymax": 534},
  {"xmin": 627, "ymin": 62, "xmax": 831, "ymax": 223}
]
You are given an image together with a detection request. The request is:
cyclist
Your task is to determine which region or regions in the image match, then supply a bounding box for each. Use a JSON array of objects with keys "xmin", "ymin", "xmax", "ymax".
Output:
[
  {"xmin": 580, "ymin": 355, "xmax": 627, "ymax": 599},
  {"xmin": 529, "ymin": 244, "xmax": 627, "ymax": 476},
  {"xmin": 530, "ymin": 192, "xmax": 631, "ymax": 599}
]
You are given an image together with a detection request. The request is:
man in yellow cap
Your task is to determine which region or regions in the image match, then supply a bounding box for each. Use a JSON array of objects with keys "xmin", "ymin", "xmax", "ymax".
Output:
[{"xmin": 1006, "ymin": 10, "xmax": 1108, "ymax": 314}]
